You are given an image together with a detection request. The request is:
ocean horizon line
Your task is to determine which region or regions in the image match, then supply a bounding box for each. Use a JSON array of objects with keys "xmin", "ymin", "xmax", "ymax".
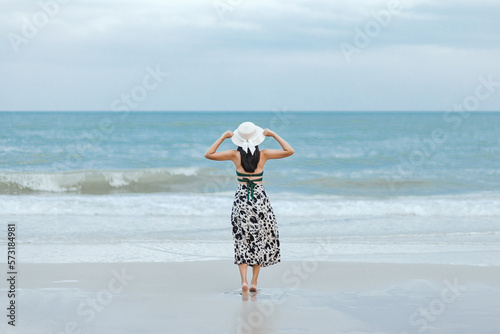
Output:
[{"xmin": 2, "ymin": 110, "xmax": 500, "ymax": 113}]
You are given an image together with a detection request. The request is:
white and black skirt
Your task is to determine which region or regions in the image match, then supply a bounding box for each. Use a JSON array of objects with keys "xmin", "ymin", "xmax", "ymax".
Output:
[{"xmin": 231, "ymin": 183, "xmax": 281, "ymax": 267}]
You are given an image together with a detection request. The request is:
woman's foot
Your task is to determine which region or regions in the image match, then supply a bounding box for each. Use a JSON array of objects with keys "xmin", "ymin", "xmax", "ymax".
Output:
[
  {"xmin": 241, "ymin": 282, "xmax": 249, "ymax": 293},
  {"xmin": 249, "ymin": 281, "xmax": 257, "ymax": 292}
]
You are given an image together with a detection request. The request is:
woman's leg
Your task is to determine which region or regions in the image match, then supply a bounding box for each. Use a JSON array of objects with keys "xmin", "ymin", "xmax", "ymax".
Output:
[
  {"xmin": 238, "ymin": 264, "xmax": 249, "ymax": 292},
  {"xmin": 250, "ymin": 265, "xmax": 261, "ymax": 292}
]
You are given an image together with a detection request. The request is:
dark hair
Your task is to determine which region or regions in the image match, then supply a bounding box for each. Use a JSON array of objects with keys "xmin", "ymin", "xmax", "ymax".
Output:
[{"xmin": 238, "ymin": 146, "xmax": 260, "ymax": 173}]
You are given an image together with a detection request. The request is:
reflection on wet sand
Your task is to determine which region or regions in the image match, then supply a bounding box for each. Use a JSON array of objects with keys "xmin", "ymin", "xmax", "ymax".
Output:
[{"xmin": 235, "ymin": 289, "xmax": 288, "ymax": 334}]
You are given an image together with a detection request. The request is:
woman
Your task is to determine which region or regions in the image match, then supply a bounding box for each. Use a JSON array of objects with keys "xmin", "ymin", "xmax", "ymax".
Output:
[{"xmin": 205, "ymin": 121, "xmax": 294, "ymax": 293}]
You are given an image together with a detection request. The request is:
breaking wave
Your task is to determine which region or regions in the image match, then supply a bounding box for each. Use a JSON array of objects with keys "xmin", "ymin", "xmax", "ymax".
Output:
[{"xmin": 0, "ymin": 168, "xmax": 235, "ymax": 195}]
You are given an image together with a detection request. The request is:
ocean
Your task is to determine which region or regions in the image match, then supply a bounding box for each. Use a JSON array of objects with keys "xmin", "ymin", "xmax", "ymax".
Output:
[{"xmin": 1, "ymin": 111, "xmax": 499, "ymax": 265}]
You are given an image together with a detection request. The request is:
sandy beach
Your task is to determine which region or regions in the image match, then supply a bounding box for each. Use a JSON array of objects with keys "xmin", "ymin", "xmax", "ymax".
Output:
[{"xmin": 1, "ymin": 261, "xmax": 499, "ymax": 334}]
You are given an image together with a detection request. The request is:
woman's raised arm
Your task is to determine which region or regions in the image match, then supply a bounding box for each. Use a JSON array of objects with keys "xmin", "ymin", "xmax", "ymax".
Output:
[
  {"xmin": 204, "ymin": 131, "xmax": 237, "ymax": 161},
  {"xmin": 261, "ymin": 129, "xmax": 295, "ymax": 160}
]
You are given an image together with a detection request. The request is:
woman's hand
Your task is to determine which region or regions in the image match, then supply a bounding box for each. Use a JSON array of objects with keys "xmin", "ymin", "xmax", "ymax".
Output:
[
  {"xmin": 222, "ymin": 130, "xmax": 234, "ymax": 139},
  {"xmin": 263, "ymin": 129, "xmax": 275, "ymax": 137}
]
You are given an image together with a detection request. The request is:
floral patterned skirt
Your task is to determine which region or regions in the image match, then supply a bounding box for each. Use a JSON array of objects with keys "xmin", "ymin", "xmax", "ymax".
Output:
[{"xmin": 231, "ymin": 183, "xmax": 280, "ymax": 267}]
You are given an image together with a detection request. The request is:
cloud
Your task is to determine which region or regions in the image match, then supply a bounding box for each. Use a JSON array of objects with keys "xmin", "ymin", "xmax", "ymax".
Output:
[{"xmin": 1, "ymin": 0, "xmax": 499, "ymax": 111}]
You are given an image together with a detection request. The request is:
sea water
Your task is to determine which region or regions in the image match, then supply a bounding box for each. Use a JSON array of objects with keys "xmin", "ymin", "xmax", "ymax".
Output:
[{"xmin": 1, "ymin": 111, "xmax": 499, "ymax": 264}]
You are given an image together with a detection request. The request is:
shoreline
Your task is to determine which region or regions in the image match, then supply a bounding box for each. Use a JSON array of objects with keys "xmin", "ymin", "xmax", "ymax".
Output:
[{"xmin": 5, "ymin": 260, "xmax": 500, "ymax": 290}]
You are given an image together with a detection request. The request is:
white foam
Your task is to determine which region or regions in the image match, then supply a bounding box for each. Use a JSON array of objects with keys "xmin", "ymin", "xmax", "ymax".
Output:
[
  {"xmin": 1, "ymin": 191, "xmax": 499, "ymax": 217},
  {"xmin": 0, "ymin": 172, "xmax": 84, "ymax": 192},
  {"xmin": 104, "ymin": 170, "xmax": 141, "ymax": 188},
  {"xmin": 272, "ymin": 192, "xmax": 500, "ymax": 218},
  {"xmin": 169, "ymin": 167, "xmax": 200, "ymax": 176},
  {"xmin": 0, "ymin": 193, "xmax": 230, "ymax": 217}
]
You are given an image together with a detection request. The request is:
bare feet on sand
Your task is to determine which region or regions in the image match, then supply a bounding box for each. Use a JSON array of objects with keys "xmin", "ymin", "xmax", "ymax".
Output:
[{"xmin": 241, "ymin": 282, "xmax": 249, "ymax": 293}]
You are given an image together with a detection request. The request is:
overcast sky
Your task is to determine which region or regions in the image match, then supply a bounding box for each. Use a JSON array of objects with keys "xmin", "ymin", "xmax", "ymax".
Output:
[{"xmin": 1, "ymin": 0, "xmax": 499, "ymax": 111}]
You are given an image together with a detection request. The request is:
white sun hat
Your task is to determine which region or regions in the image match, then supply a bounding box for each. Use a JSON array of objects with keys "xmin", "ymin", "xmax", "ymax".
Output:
[{"xmin": 231, "ymin": 121, "xmax": 265, "ymax": 155}]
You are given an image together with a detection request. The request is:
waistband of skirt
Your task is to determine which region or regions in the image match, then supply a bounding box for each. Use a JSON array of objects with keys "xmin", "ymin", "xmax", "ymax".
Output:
[{"xmin": 237, "ymin": 183, "xmax": 264, "ymax": 190}]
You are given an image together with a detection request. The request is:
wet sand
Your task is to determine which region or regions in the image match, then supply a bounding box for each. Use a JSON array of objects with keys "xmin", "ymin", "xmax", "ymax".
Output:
[{"xmin": 1, "ymin": 261, "xmax": 500, "ymax": 334}]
